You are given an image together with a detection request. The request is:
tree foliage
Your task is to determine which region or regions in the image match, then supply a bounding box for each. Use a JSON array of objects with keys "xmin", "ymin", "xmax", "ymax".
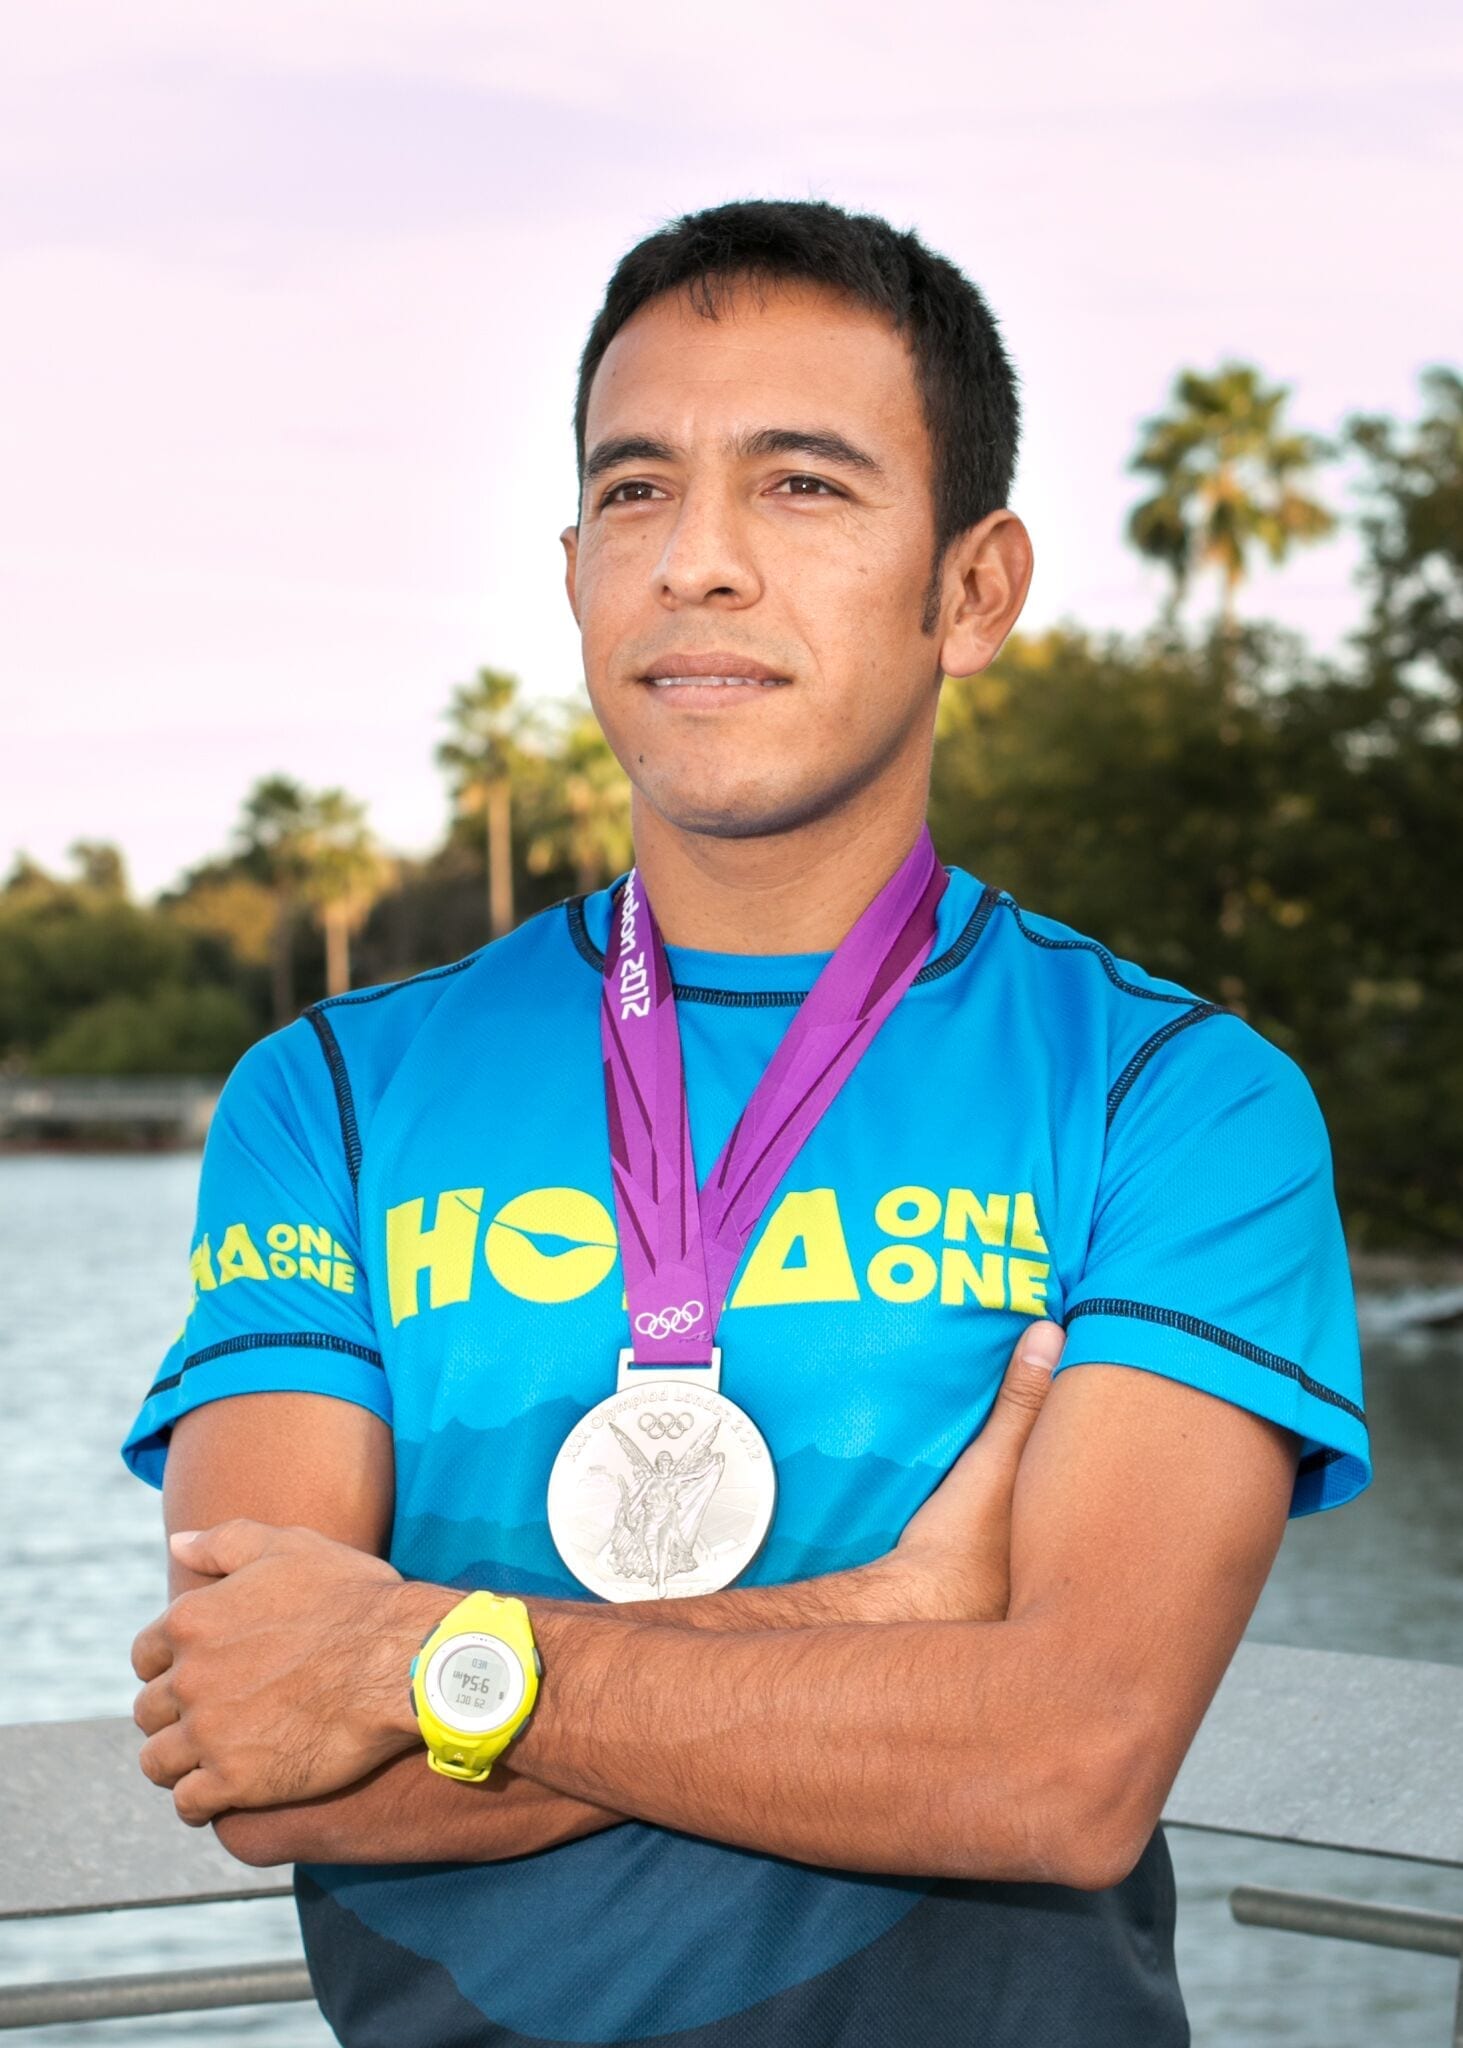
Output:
[
  {"xmin": 1127, "ymin": 362, "xmax": 1336, "ymax": 630},
  {"xmin": 438, "ymin": 668, "xmax": 532, "ymax": 938},
  {"xmin": 0, "ymin": 847, "xmax": 260, "ymax": 1073}
]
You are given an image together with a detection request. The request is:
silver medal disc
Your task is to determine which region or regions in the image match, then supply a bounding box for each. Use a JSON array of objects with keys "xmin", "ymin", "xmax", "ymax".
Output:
[{"xmin": 547, "ymin": 1374, "xmax": 776, "ymax": 1602}]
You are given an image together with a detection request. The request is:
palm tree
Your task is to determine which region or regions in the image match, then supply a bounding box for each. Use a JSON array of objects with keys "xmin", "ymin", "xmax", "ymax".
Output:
[
  {"xmin": 524, "ymin": 714, "xmax": 633, "ymax": 894},
  {"xmin": 67, "ymin": 841, "xmax": 128, "ymax": 895},
  {"xmin": 237, "ymin": 776, "xmax": 315, "ymax": 1026},
  {"xmin": 1127, "ymin": 363, "xmax": 1337, "ymax": 640},
  {"xmin": 296, "ymin": 789, "xmax": 387, "ymax": 997},
  {"xmin": 437, "ymin": 668, "xmax": 526, "ymax": 939},
  {"xmin": 237, "ymin": 778, "xmax": 385, "ymax": 1014}
]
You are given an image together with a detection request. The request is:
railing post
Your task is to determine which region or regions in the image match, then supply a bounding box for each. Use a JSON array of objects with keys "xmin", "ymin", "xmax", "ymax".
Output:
[{"xmin": 1230, "ymin": 1887, "xmax": 1463, "ymax": 2046}]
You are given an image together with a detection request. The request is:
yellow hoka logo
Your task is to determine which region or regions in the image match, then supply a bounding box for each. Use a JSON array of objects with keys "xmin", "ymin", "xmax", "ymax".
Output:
[
  {"xmin": 188, "ymin": 1221, "xmax": 357, "ymax": 1306},
  {"xmin": 384, "ymin": 1183, "xmax": 1050, "ymax": 1327}
]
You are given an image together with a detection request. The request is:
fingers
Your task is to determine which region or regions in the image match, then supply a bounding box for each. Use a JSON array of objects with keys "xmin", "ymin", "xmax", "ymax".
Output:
[
  {"xmin": 130, "ymin": 1582, "xmax": 208, "ymax": 1682},
  {"xmin": 130, "ymin": 1617, "xmax": 174, "ymax": 1683},
  {"xmin": 978, "ymin": 1318, "xmax": 1065, "ymax": 1458},
  {"xmin": 168, "ymin": 1518, "xmax": 281, "ymax": 1578},
  {"xmin": 137, "ymin": 1713, "xmax": 228, "ymax": 1826},
  {"xmin": 172, "ymin": 1767, "xmax": 231, "ymax": 1827},
  {"xmin": 133, "ymin": 1674, "xmax": 179, "ymax": 1737},
  {"xmin": 137, "ymin": 1720, "xmax": 197, "ymax": 1791}
]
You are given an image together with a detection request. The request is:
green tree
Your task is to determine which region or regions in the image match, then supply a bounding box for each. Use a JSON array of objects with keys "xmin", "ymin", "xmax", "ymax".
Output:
[
  {"xmin": 523, "ymin": 713, "xmax": 632, "ymax": 895},
  {"xmin": 66, "ymin": 841, "xmax": 128, "ymax": 894},
  {"xmin": 1327, "ymin": 366, "xmax": 1463, "ymax": 1243},
  {"xmin": 0, "ymin": 869, "xmax": 196, "ymax": 1057},
  {"xmin": 1, "ymin": 854, "xmax": 57, "ymax": 902},
  {"xmin": 164, "ymin": 863, "xmax": 279, "ymax": 976},
  {"xmin": 0, "ymin": 853, "xmax": 252, "ymax": 1073},
  {"xmin": 437, "ymin": 668, "xmax": 528, "ymax": 939},
  {"xmin": 295, "ymin": 789, "xmax": 388, "ymax": 997},
  {"xmin": 234, "ymin": 777, "xmax": 386, "ymax": 1011},
  {"xmin": 33, "ymin": 984, "xmax": 254, "ymax": 1077},
  {"xmin": 236, "ymin": 775, "xmax": 317, "ymax": 1027},
  {"xmin": 1127, "ymin": 363, "xmax": 1337, "ymax": 641},
  {"xmin": 1344, "ymin": 364, "xmax": 1463, "ymax": 700}
]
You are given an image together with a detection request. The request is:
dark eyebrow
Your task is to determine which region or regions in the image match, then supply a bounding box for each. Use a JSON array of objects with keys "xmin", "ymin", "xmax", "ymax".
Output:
[
  {"xmin": 735, "ymin": 427, "xmax": 884, "ymax": 475},
  {"xmin": 583, "ymin": 435, "xmax": 680, "ymax": 483},
  {"xmin": 583, "ymin": 425, "xmax": 885, "ymax": 488}
]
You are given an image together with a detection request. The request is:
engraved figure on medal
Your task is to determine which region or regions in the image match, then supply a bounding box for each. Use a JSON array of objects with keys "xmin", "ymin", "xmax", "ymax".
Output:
[
  {"xmin": 546, "ymin": 1381, "xmax": 776, "ymax": 1602},
  {"xmin": 599, "ymin": 1417, "xmax": 725, "ymax": 1596}
]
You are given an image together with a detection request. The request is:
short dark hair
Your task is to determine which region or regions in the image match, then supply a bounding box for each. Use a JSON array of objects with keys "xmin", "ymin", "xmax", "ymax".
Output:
[{"xmin": 574, "ymin": 198, "xmax": 1022, "ymax": 619}]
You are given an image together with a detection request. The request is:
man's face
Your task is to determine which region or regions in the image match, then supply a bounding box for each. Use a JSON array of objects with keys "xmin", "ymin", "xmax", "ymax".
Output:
[{"xmin": 563, "ymin": 278, "xmax": 951, "ymax": 839}]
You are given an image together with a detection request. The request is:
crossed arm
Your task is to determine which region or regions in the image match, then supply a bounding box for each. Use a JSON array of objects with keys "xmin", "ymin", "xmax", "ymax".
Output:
[{"xmin": 140, "ymin": 1337, "xmax": 1299, "ymax": 1891}]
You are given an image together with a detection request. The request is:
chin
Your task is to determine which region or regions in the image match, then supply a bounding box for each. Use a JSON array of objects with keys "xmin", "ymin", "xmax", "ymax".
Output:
[
  {"xmin": 645, "ymin": 771, "xmax": 864, "ymax": 843},
  {"xmin": 643, "ymin": 773, "xmax": 825, "ymax": 842}
]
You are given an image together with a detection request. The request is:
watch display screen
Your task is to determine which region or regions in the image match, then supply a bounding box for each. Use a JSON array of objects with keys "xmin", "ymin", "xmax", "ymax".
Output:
[
  {"xmin": 442, "ymin": 1644, "xmax": 512, "ymax": 1714},
  {"xmin": 425, "ymin": 1633, "xmax": 525, "ymax": 1732}
]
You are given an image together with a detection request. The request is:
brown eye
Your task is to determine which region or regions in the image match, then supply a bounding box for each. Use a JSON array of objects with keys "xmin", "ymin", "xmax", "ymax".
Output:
[{"xmin": 603, "ymin": 481, "xmax": 663, "ymax": 506}]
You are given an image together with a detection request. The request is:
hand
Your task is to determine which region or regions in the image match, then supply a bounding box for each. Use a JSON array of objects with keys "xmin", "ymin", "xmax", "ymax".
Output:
[
  {"xmin": 210, "ymin": 1753, "xmax": 626, "ymax": 1870},
  {"xmin": 880, "ymin": 1319, "xmax": 1065, "ymax": 1623},
  {"xmin": 131, "ymin": 1519, "xmax": 448, "ymax": 1826}
]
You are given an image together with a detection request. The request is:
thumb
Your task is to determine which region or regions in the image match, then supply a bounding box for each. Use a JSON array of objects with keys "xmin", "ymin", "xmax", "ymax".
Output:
[
  {"xmin": 168, "ymin": 1518, "xmax": 275, "ymax": 1578},
  {"xmin": 979, "ymin": 1318, "xmax": 1065, "ymax": 1456}
]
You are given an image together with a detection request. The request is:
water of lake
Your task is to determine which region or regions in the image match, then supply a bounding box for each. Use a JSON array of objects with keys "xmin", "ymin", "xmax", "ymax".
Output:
[{"xmin": 0, "ymin": 1155, "xmax": 1458, "ymax": 2047}]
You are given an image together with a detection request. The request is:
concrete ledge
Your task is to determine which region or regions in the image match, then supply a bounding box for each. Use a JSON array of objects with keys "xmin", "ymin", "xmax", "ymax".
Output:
[{"xmin": 1165, "ymin": 1642, "xmax": 1463, "ymax": 1867}]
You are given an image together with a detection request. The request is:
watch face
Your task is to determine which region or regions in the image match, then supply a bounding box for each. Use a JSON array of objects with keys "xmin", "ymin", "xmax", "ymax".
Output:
[{"xmin": 423, "ymin": 1632, "xmax": 526, "ymax": 1735}]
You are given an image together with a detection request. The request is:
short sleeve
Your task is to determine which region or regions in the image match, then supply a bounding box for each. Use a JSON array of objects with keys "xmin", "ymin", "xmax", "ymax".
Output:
[
  {"xmin": 120, "ymin": 1019, "xmax": 391, "ymax": 1489},
  {"xmin": 1058, "ymin": 1016, "xmax": 1369, "ymax": 1517}
]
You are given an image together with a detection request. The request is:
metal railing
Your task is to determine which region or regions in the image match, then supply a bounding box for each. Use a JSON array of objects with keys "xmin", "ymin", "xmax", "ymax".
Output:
[{"xmin": 2, "ymin": 1642, "xmax": 1460, "ymax": 2035}]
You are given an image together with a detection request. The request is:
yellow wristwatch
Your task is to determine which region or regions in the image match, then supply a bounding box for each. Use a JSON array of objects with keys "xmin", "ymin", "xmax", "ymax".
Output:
[{"xmin": 409, "ymin": 1590, "xmax": 541, "ymax": 1782}]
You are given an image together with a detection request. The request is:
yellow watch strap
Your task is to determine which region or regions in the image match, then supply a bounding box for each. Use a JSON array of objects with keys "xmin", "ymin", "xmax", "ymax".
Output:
[{"xmin": 411, "ymin": 1590, "xmax": 540, "ymax": 1782}]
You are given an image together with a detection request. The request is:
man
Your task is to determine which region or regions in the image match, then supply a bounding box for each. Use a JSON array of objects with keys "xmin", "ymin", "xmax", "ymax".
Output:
[{"xmin": 123, "ymin": 199, "xmax": 1369, "ymax": 2047}]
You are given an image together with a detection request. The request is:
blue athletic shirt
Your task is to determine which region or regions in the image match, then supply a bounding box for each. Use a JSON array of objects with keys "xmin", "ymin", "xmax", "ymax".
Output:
[{"xmin": 121, "ymin": 863, "xmax": 1370, "ymax": 2048}]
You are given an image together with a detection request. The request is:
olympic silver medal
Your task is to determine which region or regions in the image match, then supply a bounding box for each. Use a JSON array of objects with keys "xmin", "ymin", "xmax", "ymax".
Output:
[{"xmin": 547, "ymin": 1381, "xmax": 776, "ymax": 1602}]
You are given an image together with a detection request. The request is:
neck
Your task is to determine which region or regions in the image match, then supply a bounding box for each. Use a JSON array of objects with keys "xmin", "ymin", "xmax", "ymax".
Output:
[{"xmin": 628, "ymin": 772, "xmax": 933, "ymax": 955}]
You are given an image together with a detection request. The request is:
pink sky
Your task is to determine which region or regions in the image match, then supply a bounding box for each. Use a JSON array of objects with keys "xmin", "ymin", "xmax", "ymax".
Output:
[{"xmin": 2, "ymin": 0, "xmax": 1458, "ymax": 897}]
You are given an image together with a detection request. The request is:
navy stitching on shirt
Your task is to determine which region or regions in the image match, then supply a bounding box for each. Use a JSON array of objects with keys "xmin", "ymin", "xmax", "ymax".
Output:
[
  {"xmin": 305, "ymin": 1005, "xmax": 363, "ymax": 1202},
  {"xmin": 311, "ymin": 951, "xmax": 483, "ymax": 1010},
  {"xmin": 1064, "ymin": 1298, "xmax": 1366, "ymax": 1426},
  {"xmin": 1298, "ymin": 1445, "xmax": 1343, "ymax": 1475},
  {"xmin": 1105, "ymin": 1003, "xmax": 1224, "ymax": 1127},
  {"xmin": 565, "ymin": 874, "xmax": 1000, "ymax": 1006},
  {"xmin": 566, "ymin": 893, "xmax": 604, "ymax": 972},
  {"xmin": 651, "ymin": 985, "xmax": 808, "ymax": 1010},
  {"xmin": 147, "ymin": 1330, "xmax": 385, "ymax": 1401},
  {"xmin": 916, "ymin": 882, "xmax": 1002, "ymax": 984},
  {"xmin": 1002, "ymin": 900, "xmax": 1197, "ymax": 1008},
  {"xmin": 305, "ymin": 954, "xmax": 485, "ymax": 1203}
]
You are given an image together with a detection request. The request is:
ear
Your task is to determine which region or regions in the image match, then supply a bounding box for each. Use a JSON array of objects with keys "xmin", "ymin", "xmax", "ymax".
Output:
[
  {"xmin": 937, "ymin": 510, "xmax": 1034, "ymax": 680},
  {"xmin": 560, "ymin": 524, "xmax": 581, "ymax": 625}
]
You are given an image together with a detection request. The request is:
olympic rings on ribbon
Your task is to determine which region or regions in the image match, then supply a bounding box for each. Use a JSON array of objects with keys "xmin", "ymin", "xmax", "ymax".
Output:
[
  {"xmin": 637, "ymin": 1411, "xmax": 694, "ymax": 1440},
  {"xmin": 632, "ymin": 1300, "xmax": 706, "ymax": 1341}
]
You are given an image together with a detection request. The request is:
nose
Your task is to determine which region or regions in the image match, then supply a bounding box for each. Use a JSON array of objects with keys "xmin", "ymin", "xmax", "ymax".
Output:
[{"xmin": 653, "ymin": 481, "xmax": 762, "ymax": 611}]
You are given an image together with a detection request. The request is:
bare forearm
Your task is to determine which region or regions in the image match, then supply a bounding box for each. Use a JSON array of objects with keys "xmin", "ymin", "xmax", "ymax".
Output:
[
  {"xmin": 506, "ymin": 1603, "xmax": 1079, "ymax": 1883},
  {"xmin": 215, "ymin": 1562, "xmax": 923, "ymax": 1868},
  {"xmin": 213, "ymin": 1748, "xmax": 622, "ymax": 1869},
  {"xmin": 560, "ymin": 1554, "xmax": 937, "ymax": 1631}
]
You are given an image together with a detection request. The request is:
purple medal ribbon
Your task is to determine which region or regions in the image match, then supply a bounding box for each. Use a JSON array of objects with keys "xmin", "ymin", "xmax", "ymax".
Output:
[{"xmin": 601, "ymin": 828, "xmax": 949, "ymax": 1367}]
